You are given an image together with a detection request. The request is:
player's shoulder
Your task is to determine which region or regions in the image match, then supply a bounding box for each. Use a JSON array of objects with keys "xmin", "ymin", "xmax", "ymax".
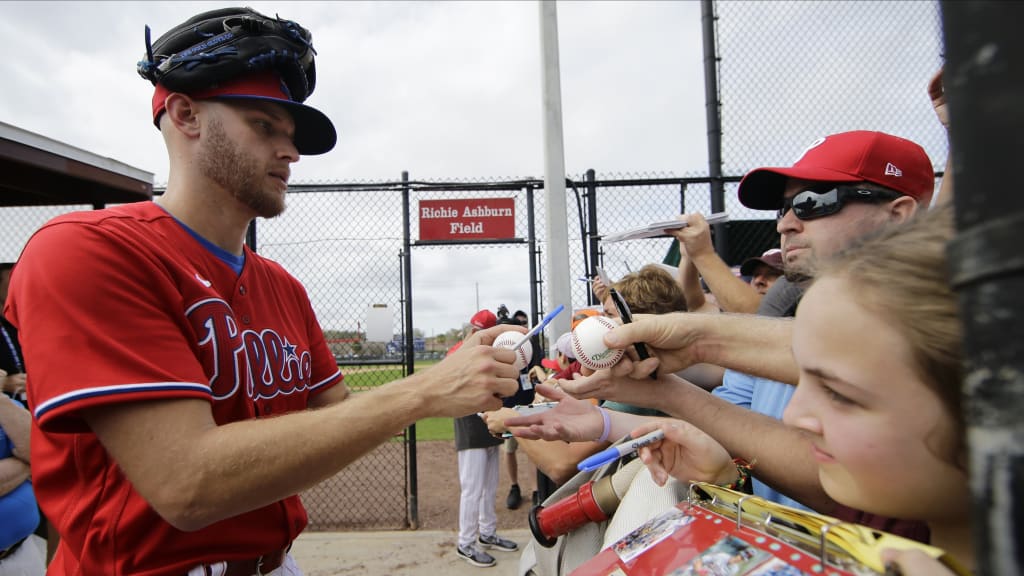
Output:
[
  {"xmin": 36, "ymin": 202, "xmax": 166, "ymax": 235},
  {"xmin": 48, "ymin": 201, "xmax": 160, "ymax": 224},
  {"xmin": 20, "ymin": 202, "xmax": 173, "ymax": 266}
]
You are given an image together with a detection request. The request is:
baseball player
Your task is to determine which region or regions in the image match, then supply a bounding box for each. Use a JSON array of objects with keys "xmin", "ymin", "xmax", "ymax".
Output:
[{"xmin": 5, "ymin": 8, "xmax": 521, "ymax": 575}]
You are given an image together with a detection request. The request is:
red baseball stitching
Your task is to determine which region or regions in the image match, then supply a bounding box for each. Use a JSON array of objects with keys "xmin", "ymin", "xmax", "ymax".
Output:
[{"xmin": 571, "ymin": 317, "xmax": 622, "ymax": 370}]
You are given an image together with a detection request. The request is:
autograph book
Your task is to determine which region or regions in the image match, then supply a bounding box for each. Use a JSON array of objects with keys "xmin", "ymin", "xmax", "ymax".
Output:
[
  {"xmin": 601, "ymin": 213, "xmax": 730, "ymax": 243},
  {"xmin": 570, "ymin": 482, "xmax": 968, "ymax": 576}
]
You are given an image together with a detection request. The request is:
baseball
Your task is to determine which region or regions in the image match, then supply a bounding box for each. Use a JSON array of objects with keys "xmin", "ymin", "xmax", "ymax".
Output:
[
  {"xmin": 571, "ymin": 316, "xmax": 625, "ymax": 371},
  {"xmin": 493, "ymin": 331, "xmax": 532, "ymax": 372}
]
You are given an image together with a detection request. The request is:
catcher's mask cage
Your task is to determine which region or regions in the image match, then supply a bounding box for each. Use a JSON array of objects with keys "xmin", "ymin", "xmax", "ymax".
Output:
[{"xmin": 137, "ymin": 7, "xmax": 336, "ymax": 155}]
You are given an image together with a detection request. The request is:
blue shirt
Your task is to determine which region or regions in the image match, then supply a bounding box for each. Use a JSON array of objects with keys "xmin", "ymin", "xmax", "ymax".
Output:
[
  {"xmin": 713, "ymin": 369, "xmax": 809, "ymax": 512},
  {"xmin": 0, "ymin": 397, "xmax": 40, "ymax": 549}
]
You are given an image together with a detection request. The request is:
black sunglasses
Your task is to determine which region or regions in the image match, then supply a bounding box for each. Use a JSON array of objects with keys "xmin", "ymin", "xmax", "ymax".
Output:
[{"xmin": 777, "ymin": 186, "xmax": 903, "ymax": 221}]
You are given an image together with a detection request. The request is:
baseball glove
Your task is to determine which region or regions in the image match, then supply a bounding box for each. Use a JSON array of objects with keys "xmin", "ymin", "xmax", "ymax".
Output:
[{"xmin": 137, "ymin": 7, "xmax": 317, "ymax": 103}]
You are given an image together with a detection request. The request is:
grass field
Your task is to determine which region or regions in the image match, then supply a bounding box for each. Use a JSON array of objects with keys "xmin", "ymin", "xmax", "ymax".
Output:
[
  {"xmin": 412, "ymin": 417, "xmax": 455, "ymax": 441},
  {"xmin": 340, "ymin": 360, "xmax": 454, "ymax": 441}
]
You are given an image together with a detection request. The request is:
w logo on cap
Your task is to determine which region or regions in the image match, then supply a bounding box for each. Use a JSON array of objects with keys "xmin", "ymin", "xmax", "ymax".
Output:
[{"xmin": 885, "ymin": 162, "xmax": 903, "ymax": 177}]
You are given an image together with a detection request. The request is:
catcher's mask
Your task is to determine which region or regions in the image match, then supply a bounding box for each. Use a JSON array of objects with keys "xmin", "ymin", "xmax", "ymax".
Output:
[
  {"xmin": 140, "ymin": 7, "xmax": 336, "ymax": 155},
  {"xmin": 151, "ymin": 71, "xmax": 336, "ymax": 155}
]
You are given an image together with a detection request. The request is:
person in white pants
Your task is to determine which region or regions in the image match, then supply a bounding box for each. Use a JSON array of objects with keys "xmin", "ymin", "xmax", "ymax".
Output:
[
  {"xmin": 450, "ymin": 310, "xmax": 520, "ymax": 568},
  {"xmin": 457, "ymin": 442, "xmax": 500, "ymax": 557}
]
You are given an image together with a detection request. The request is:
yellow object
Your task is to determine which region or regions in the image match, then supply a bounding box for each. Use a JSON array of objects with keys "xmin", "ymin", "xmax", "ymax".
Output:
[{"xmin": 690, "ymin": 482, "xmax": 971, "ymax": 576}]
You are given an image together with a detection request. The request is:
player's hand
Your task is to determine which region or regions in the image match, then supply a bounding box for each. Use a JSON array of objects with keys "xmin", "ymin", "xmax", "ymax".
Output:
[
  {"xmin": 880, "ymin": 549, "xmax": 958, "ymax": 576},
  {"xmin": 480, "ymin": 407, "xmax": 517, "ymax": 436},
  {"xmin": 667, "ymin": 213, "xmax": 714, "ymax": 260},
  {"xmin": 928, "ymin": 68, "xmax": 949, "ymax": 130},
  {"xmin": 633, "ymin": 420, "xmax": 735, "ymax": 487},
  {"xmin": 503, "ymin": 383, "xmax": 603, "ymax": 442},
  {"xmin": 425, "ymin": 325, "xmax": 524, "ymax": 416}
]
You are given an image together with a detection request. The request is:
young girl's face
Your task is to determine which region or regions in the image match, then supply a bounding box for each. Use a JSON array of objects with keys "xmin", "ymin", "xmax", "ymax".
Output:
[{"xmin": 783, "ymin": 277, "xmax": 967, "ymax": 521}]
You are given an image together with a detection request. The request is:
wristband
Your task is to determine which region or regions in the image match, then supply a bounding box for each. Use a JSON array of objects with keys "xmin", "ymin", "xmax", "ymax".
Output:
[
  {"xmin": 721, "ymin": 458, "xmax": 755, "ymax": 491},
  {"xmin": 595, "ymin": 406, "xmax": 611, "ymax": 443}
]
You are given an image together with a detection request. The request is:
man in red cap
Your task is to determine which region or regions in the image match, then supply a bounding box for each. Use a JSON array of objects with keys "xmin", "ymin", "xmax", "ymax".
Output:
[
  {"xmin": 526, "ymin": 130, "xmax": 934, "ymax": 527},
  {"xmin": 6, "ymin": 8, "xmax": 522, "ymax": 575},
  {"xmin": 740, "ymin": 130, "xmax": 933, "ymax": 283},
  {"xmin": 450, "ymin": 310, "xmax": 520, "ymax": 567}
]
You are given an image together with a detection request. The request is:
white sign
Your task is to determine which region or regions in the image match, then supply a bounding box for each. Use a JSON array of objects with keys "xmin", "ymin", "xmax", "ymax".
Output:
[{"xmin": 365, "ymin": 304, "xmax": 392, "ymax": 342}]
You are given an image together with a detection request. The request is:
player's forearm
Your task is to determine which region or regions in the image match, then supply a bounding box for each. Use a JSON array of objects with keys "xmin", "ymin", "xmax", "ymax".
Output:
[
  {"xmin": 92, "ymin": 377, "xmax": 433, "ymax": 532},
  {"xmin": 0, "ymin": 458, "xmax": 31, "ymax": 495},
  {"xmin": 658, "ymin": 376, "xmax": 834, "ymax": 512},
  {"xmin": 692, "ymin": 253, "xmax": 761, "ymax": 314},
  {"xmin": 194, "ymin": 378, "xmax": 435, "ymax": 526},
  {"xmin": 696, "ymin": 315, "xmax": 798, "ymax": 385}
]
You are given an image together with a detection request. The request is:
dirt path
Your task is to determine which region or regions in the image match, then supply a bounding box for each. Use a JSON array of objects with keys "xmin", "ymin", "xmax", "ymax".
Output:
[{"xmin": 303, "ymin": 440, "xmax": 541, "ymax": 532}]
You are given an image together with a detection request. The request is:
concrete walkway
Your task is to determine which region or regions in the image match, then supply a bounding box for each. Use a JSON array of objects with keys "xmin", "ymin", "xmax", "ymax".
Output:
[{"xmin": 291, "ymin": 528, "xmax": 531, "ymax": 576}]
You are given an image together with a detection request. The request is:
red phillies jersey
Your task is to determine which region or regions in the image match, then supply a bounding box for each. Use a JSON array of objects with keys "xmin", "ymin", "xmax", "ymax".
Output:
[{"xmin": 6, "ymin": 202, "xmax": 343, "ymax": 575}]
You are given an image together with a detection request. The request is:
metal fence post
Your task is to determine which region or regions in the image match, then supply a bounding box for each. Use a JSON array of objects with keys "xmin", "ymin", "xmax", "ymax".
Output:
[
  {"xmin": 701, "ymin": 0, "xmax": 728, "ymax": 260},
  {"xmin": 527, "ymin": 185, "xmax": 540, "ymax": 326},
  {"xmin": 400, "ymin": 169, "xmax": 418, "ymax": 529},
  {"xmin": 245, "ymin": 220, "xmax": 257, "ymax": 251},
  {"xmin": 585, "ymin": 169, "xmax": 600, "ymax": 305},
  {"xmin": 943, "ymin": 2, "xmax": 1024, "ymax": 573}
]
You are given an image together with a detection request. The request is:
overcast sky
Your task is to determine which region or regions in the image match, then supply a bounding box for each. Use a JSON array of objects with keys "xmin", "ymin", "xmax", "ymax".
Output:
[
  {"xmin": 0, "ymin": 1, "xmax": 944, "ymax": 338},
  {"xmin": 0, "ymin": 1, "xmax": 709, "ymax": 183}
]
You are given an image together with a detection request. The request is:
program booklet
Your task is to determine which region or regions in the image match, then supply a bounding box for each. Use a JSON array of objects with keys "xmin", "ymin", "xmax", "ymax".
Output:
[{"xmin": 601, "ymin": 212, "xmax": 730, "ymax": 243}]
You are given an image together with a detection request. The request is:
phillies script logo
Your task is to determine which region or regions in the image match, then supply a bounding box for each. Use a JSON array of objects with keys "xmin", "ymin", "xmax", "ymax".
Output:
[{"xmin": 188, "ymin": 298, "xmax": 313, "ymax": 400}]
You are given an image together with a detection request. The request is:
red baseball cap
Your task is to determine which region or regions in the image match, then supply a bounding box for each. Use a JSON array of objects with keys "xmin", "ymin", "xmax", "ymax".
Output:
[
  {"xmin": 740, "ymin": 248, "xmax": 784, "ymax": 277},
  {"xmin": 469, "ymin": 309, "xmax": 497, "ymax": 330},
  {"xmin": 737, "ymin": 131, "xmax": 934, "ymax": 210},
  {"xmin": 152, "ymin": 71, "xmax": 337, "ymax": 156}
]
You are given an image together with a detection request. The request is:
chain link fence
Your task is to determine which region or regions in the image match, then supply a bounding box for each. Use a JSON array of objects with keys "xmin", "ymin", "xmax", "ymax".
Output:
[
  {"xmin": 253, "ymin": 187, "xmax": 412, "ymax": 529},
  {"xmin": 714, "ymin": 0, "xmax": 947, "ymax": 236},
  {"xmin": 234, "ymin": 0, "xmax": 951, "ymax": 529},
  {"xmin": 0, "ymin": 0, "xmax": 947, "ymax": 531}
]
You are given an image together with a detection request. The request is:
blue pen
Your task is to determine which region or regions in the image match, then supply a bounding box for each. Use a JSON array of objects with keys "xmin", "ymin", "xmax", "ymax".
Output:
[
  {"xmin": 513, "ymin": 304, "xmax": 565, "ymax": 351},
  {"xmin": 576, "ymin": 428, "xmax": 666, "ymax": 472}
]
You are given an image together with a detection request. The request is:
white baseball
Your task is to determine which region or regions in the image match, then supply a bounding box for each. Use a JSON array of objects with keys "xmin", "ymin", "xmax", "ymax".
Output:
[
  {"xmin": 493, "ymin": 331, "xmax": 532, "ymax": 372},
  {"xmin": 571, "ymin": 316, "xmax": 625, "ymax": 370}
]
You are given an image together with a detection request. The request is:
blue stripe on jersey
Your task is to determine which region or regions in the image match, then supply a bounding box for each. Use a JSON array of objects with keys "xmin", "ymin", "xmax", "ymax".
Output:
[
  {"xmin": 155, "ymin": 204, "xmax": 246, "ymax": 274},
  {"xmin": 308, "ymin": 369, "xmax": 343, "ymax": 391},
  {"xmin": 34, "ymin": 382, "xmax": 211, "ymax": 421}
]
